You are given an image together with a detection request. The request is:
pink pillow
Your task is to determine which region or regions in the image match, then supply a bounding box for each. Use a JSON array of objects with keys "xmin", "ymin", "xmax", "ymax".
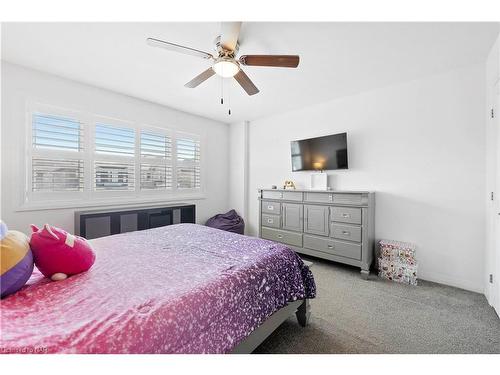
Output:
[{"xmin": 30, "ymin": 224, "xmax": 96, "ymax": 281}]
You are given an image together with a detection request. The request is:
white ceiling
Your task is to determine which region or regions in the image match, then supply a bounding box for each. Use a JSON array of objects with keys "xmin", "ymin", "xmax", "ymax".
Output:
[{"xmin": 2, "ymin": 22, "xmax": 499, "ymax": 123}]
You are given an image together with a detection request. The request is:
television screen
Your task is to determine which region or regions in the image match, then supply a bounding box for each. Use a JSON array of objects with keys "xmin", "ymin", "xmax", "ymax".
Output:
[{"xmin": 291, "ymin": 132, "xmax": 348, "ymax": 171}]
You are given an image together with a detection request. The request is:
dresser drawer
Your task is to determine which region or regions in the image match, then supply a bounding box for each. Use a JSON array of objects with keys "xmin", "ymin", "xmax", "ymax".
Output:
[
  {"xmin": 330, "ymin": 207, "xmax": 362, "ymax": 224},
  {"xmin": 331, "ymin": 223, "xmax": 362, "ymax": 242},
  {"xmin": 262, "ymin": 200, "xmax": 281, "ymax": 214},
  {"xmin": 282, "ymin": 191, "xmax": 303, "ymax": 201},
  {"xmin": 304, "ymin": 192, "xmax": 334, "ymax": 203},
  {"xmin": 303, "ymin": 235, "xmax": 361, "ymax": 260},
  {"xmin": 262, "ymin": 190, "xmax": 283, "ymax": 200},
  {"xmin": 261, "ymin": 227, "xmax": 303, "ymax": 247},
  {"xmin": 332, "ymin": 194, "xmax": 366, "ymax": 205},
  {"xmin": 262, "ymin": 214, "xmax": 280, "ymax": 228},
  {"xmin": 261, "ymin": 190, "xmax": 303, "ymax": 201}
]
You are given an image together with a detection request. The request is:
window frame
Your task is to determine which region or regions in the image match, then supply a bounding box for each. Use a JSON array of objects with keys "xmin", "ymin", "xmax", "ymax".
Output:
[{"xmin": 21, "ymin": 102, "xmax": 205, "ymax": 211}]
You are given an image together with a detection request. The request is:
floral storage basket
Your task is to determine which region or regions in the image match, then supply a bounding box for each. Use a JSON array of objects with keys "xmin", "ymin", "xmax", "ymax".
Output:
[{"xmin": 378, "ymin": 239, "xmax": 417, "ymax": 286}]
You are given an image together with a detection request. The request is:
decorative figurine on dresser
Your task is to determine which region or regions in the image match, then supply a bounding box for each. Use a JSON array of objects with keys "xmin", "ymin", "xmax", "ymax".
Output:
[{"xmin": 258, "ymin": 189, "xmax": 375, "ymax": 278}]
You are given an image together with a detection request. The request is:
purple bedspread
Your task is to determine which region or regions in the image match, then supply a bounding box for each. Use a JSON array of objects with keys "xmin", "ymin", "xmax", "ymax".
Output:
[{"xmin": 0, "ymin": 224, "xmax": 315, "ymax": 354}]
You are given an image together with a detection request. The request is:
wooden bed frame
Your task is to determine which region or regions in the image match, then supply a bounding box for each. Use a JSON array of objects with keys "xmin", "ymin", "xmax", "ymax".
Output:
[{"xmin": 231, "ymin": 298, "xmax": 311, "ymax": 354}]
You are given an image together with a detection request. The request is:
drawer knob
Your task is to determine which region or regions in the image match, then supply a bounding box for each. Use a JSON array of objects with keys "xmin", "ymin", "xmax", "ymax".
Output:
[
  {"xmin": 342, "ymin": 230, "xmax": 350, "ymax": 235},
  {"xmin": 329, "ymin": 195, "xmax": 333, "ymax": 201},
  {"xmin": 267, "ymin": 219, "xmax": 273, "ymax": 223},
  {"xmin": 342, "ymin": 213, "xmax": 350, "ymax": 218},
  {"xmin": 327, "ymin": 244, "xmax": 334, "ymax": 249},
  {"xmin": 267, "ymin": 205, "xmax": 274, "ymax": 210},
  {"xmin": 277, "ymin": 234, "xmax": 283, "ymax": 239}
]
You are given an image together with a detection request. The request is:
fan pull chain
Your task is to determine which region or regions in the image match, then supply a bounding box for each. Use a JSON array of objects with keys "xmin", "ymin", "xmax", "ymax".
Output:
[
  {"xmin": 220, "ymin": 76, "xmax": 224, "ymax": 105},
  {"xmin": 228, "ymin": 78, "xmax": 231, "ymax": 116}
]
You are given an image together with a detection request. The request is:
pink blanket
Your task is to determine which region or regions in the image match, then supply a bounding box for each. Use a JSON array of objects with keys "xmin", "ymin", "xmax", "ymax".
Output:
[{"xmin": 0, "ymin": 224, "xmax": 315, "ymax": 353}]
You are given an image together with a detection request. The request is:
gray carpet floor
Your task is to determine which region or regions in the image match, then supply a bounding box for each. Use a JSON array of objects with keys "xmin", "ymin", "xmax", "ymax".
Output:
[{"xmin": 255, "ymin": 257, "xmax": 500, "ymax": 354}]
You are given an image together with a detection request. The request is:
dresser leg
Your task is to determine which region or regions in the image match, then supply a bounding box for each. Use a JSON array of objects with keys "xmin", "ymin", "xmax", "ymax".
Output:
[
  {"xmin": 296, "ymin": 299, "xmax": 310, "ymax": 327},
  {"xmin": 360, "ymin": 269, "xmax": 370, "ymax": 280}
]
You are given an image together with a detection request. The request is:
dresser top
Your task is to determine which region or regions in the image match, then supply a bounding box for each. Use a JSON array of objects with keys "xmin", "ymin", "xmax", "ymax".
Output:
[{"xmin": 258, "ymin": 188, "xmax": 374, "ymax": 194}]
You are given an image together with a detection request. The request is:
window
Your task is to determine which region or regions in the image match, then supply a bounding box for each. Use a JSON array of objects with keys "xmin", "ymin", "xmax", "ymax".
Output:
[
  {"xmin": 140, "ymin": 130, "xmax": 172, "ymax": 190},
  {"xmin": 140, "ymin": 130, "xmax": 172, "ymax": 159},
  {"xmin": 33, "ymin": 113, "xmax": 82, "ymax": 151},
  {"xmin": 93, "ymin": 123, "xmax": 135, "ymax": 192},
  {"xmin": 32, "ymin": 158, "xmax": 84, "ymax": 192},
  {"xmin": 30, "ymin": 113, "xmax": 84, "ymax": 193},
  {"xmin": 177, "ymin": 166, "xmax": 201, "ymax": 189},
  {"xmin": 140, "ymin": 164, "xmax": 172, "ymax": 190},
  {"xmin": 94, "ymin": 161, "xmax": 135, "ymax": 191},
  {"xmin": 176, "ymin": 137, "xmax": 201, "ymax": 189},
  {"xmin": 26, "ymin": 105, "xmax": 202, "ymax": 207},
  {"xmin": 95, "ymin": 124, "xmax": 135, "ymax": 156},
  {"xmin": 176, "ymin": 137, "xmax": 200, "ymax": 162}
]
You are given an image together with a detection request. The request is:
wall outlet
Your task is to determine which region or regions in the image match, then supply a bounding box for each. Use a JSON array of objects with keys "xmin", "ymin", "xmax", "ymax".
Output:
[{"xmin": 490, "ymin": 274, "xmax": 494, "ymax": 284}]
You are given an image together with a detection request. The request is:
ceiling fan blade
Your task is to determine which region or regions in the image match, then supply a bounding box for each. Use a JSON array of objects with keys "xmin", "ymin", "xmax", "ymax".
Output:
[
  {"xmin": 234, "ymin": 69, "xmax": 259, "ymax": 96},
  {"xmin": 239, "ymin": 55, "xmax": 300, "ymax": 68},
  {"xmin": 184, "ymin": 68, "xmax": 216, "ymax": 88},
  {"xmin": 220, "ymin": 22, "xmax": 242, "ymax": 52},
  {"xmin": 147, "ymin": 38, "xmax": 213, "ymax": 60}
]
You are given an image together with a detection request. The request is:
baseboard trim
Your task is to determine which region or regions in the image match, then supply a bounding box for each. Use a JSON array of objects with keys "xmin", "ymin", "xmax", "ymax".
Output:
[{"xmin": 418, "ymin": 271, "xmax": 484, "ymax": 294}]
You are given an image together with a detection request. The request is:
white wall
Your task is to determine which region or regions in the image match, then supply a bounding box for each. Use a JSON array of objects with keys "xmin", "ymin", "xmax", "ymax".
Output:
[
  {"xmin": 243, "ymin": 63, "xmax": 486, "ymax": 293},
  {"xmin": 485, "ymin": 34, "xmax": 500, "ymax": 310},
  {"xmin": 1, "ymin": 62, "xmax": 230, "ymax": 234},
  {"xmin": 228, "ymin": 121, "xmax": 249, "ymax": 228}
]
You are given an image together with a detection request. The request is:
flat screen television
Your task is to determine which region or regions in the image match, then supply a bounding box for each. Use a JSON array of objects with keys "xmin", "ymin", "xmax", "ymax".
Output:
[{"xmin": 290, "ymin": 132, "xmax": 348, "ymax": 171}]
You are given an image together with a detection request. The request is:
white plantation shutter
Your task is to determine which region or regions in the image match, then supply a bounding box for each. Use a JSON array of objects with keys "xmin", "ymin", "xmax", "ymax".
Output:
[
  {"xmin": 140, "ymin": 131, "xmax": 172, "ymax": 159},
  {"xmin": 32, "ymin": 158, "xmax": 84, "ymax": 192},
  {"xmin": 95, "ymin": 124, "xmax": 135, "ymax": 156},
  {"xmin": 176, "ymin": 137, "xmax": 200, "ymax": 162},
  {"xmin": 30, "ymin": 113, "xmax": 85, "ymax": 193},
  {"xmin": 94, "ymin": 161, "xmax": 135, "ymax": 191},
  {"xmin": 33, "ymin": 114, "xmax": 83, "ymax": 151},
  {"xmin": 93, "ymin": 123, "xmax": 136, "ymax": 192},
  {"xmin": 177, "ymin": 166, "xmax": 201, "ymax": 189},
  {"xmin": 176, "ymin": 137, "xmax": 201, "ymax": 189},
  {"xmin": 140, "ymin": 164, "xmax": 172, "ymax": 190},
  {"xmin": 139, "ymin": 130, "xmax": 172, "ymax": 190}
]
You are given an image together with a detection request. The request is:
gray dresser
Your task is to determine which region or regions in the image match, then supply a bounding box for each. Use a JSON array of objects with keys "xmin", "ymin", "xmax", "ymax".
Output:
[{"xmin": 258, "ymin": 189, "xmax": 375, "ymax": 277}]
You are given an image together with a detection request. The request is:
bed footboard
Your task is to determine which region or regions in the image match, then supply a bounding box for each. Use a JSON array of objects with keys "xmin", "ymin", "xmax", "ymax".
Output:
[{"xmin": 231, "ymin": 298, "xmax": 310, "ymax": 353}]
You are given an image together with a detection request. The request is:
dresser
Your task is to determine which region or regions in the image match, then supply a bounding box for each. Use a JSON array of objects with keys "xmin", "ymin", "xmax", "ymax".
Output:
[{"xmin": 258, "ymin": 189, "xmax": 375, "ymax": 278}]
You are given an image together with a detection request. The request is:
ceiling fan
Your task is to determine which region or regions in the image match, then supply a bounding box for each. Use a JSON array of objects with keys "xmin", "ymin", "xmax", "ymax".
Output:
[{"xmin": 146, "ymin": 22, "xmax": 299, "ymax": 96}]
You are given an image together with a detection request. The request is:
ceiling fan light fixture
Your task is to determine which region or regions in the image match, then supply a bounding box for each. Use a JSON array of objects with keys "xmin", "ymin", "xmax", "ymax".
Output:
[{"xmin": 212, "ymin": 58, "xmax": 240, "ymax": 78}]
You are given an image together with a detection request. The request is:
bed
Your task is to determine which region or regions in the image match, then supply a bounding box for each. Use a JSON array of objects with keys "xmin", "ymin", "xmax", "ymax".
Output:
[{"xmin": 0, "ymin": 223, "xmax": 316, "ymax": 354}]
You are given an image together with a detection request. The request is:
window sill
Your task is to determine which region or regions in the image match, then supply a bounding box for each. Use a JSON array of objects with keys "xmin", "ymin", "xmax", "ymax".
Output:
[{"xmin": 16, "ymin": 193, "xmax": 206, "ymax": 212}]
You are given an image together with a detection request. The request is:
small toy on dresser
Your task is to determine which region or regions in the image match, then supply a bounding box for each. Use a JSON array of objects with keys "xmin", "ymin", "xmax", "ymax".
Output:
[
  {"xmin": 30, "ymin": 224, "xmax": 96, "ymax": 281},
  {"xmin": 378, "ymin": 239, "xmax": 417, "ymax": 286}
]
